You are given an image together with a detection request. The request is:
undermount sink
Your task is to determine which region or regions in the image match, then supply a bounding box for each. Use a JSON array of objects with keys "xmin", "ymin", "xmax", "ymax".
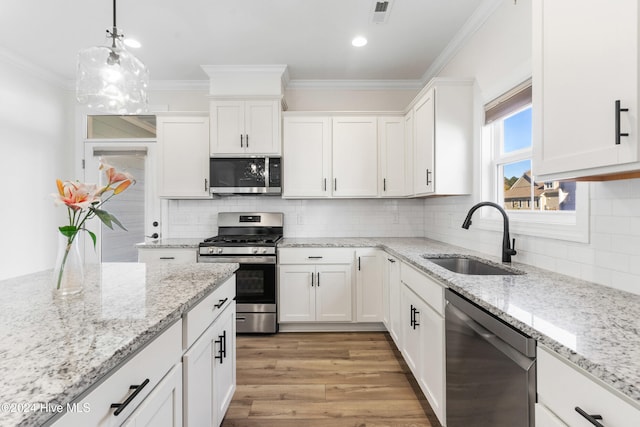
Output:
[{"xmin": 423, "ymin": 255, "xmax": 522, "ymax": 276}]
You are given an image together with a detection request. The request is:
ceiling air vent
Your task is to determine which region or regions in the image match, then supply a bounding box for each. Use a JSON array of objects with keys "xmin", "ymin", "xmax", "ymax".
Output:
[{"xmin": 371, "ymin": 0, "xmax": 393, "ymax": 24}]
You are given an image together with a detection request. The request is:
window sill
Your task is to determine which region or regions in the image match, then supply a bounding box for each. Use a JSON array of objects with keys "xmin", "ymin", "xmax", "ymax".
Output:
[{"xmin": 473, "ymin": 184, "xmax": 589, "ymax": 243}]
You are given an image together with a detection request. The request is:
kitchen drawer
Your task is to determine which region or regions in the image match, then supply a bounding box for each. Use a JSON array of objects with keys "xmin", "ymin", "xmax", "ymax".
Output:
[
  {"xmin": 183, "ymin": 275, "xmax": 235, "ymax": 349},
  {"xmin": 278, "ymin": 248, "xmax": 354, "ymax": 265},
  {"xmin": 400, "ymin": 262, "xmax": 444, "ymax": 316},
  {"xmin": 50, "ymin": 321, "xmax": 182, "ymax": 427},
  {"xmin": 138, "ymin": 248, "xmax": 196, "ymax": 263},
  {"xmin": 537, "ymin": 347, "xmax": 640, "ymax": 427}
]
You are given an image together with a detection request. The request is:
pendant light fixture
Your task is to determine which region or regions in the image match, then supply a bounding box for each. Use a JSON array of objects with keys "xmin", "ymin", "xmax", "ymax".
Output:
[{"xmin": 76, "ymin": 0, "xmax": 149, "ymax": 114}]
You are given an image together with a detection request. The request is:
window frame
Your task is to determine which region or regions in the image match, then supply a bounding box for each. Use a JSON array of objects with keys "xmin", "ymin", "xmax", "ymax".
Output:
[{"xmin": 475, "ymin": 91, "xmax": 589, "ymax": 243}]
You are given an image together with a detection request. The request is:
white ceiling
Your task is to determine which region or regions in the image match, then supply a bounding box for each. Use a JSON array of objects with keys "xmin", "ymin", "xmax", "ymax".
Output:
[{"xmin": 0, "ymin": 0, "xmax": 493, "ymax": 87}]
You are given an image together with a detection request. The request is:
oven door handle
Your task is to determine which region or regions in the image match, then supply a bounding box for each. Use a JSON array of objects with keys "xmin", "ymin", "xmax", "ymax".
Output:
[{"xmin": 198, "ymin": 256, "xmax": 276, "ymax": 264}]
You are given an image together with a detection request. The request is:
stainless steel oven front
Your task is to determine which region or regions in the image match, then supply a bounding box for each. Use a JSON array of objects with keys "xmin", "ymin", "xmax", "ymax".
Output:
[{"xmin": 199, "ymin": 253, "xmax": 278, "ymax": 334}]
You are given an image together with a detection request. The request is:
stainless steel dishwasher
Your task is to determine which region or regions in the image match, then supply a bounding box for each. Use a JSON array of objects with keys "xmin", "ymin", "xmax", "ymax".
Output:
[{"xmin": 445, "ymin": 289, "xmax": 536, "ymax": 427}]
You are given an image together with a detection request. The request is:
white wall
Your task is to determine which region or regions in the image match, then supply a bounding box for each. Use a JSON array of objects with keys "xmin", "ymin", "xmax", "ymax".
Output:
[
  {"xmin": 425, "ymin": 0, "xmax": 640, "ymax": 295},
  {"xmin": 0, "ymin": 50, "xmax": 72, "ymax": 280},
  {"xmin": 284, "ymin": 87, "xmax": 417, "ymax": 111}
]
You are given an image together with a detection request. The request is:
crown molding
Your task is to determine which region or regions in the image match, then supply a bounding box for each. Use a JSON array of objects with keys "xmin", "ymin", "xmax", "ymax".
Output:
[
  {"xmin": 0, "ymin": 47, "xmax": 68, "ymax": 89},
  {"xmin": 421, "ymin": 0, "xmax": 503, "ymax": 83},
  {"xmin": 285, "ymin": 79, "xmax": 423, "ymax": 90}
]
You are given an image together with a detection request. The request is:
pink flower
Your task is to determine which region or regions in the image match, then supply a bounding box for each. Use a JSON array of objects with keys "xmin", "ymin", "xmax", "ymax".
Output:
[
  {"xmin": 99, "ymin": 160, "xmax": 135, "ymax": 195},
  {"xmin": 53, "ymin": 180, "xmax": 100, "ymax": 211}
]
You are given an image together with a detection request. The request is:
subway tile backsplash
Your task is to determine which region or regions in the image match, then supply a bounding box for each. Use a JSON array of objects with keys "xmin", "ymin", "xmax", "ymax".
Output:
[
  {"xmin": 166, "ymin": 197, "xmax": 425, "ymax": 239},
  {"xmin": 166, "ymin": 178, "xmax": 640, "ymax": 295}
]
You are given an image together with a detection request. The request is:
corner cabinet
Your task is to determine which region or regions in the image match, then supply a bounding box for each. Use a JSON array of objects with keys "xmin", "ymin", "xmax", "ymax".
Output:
[
  {"xmin": 411, "ymin": 79, "xmax": 473, "ymax": 196},
  {"xmin": 533, "ymin": 0, "xmax": 639, "ymax": 180},
  {"xmin": 378, "ymin": 117, "xmax": 407, "ymax": 197},
  {"xmin": 355, "ymin": 248, "xmax": 384, "ymax": 322},
  {"xmin": 157, "ymin": 114, "xmax": 211, "ymax": 199},
  {"xmin": 209, "ymin": 99, "xmax": 281, "ymax": 155},
  {"xmin": 278, "ymin": 248, "xmax": 353, "ymax": 323}
]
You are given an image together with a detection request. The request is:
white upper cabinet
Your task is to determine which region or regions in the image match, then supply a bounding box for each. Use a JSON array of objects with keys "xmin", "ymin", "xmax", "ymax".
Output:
[
  {"xmin": 379, "ymin": 117, "xmax": 407, "ymax": 197},
  {"xmin": 157, "ymin": 114, "xmax": 211, "ymax": 199},
  {"xmin": 210, "ymin": 99, "xmax": 281, "ymax": 155},
  {"xmin": 282, "ymin": 116, "xmax": 332, "ymax": 198},
  {"xmin": 332, "ymin": 117, "xmax": 378, "ymax": 197},
  {"xmin": 533, "ymin": 0, "xmax": 639, "ymax": 180},
  {"xmin": 411, "ymin": 79, "xmax": 474, "ymax": 196}
]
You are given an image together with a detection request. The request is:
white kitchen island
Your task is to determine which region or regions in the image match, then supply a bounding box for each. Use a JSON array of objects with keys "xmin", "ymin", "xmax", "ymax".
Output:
[{"xmin": 0, "ymin": 262, "xmax": 238, "ymax": 427}]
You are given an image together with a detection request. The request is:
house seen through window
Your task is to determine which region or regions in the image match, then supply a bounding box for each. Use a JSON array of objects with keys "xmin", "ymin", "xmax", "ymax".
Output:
[{"xmin": 487, "ymin": 83, "xmax": 576, "ymax": 212}]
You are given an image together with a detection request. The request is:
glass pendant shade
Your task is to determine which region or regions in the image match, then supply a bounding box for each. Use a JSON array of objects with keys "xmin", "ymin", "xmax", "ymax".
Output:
[{"xmin": 76, "ymin": 35, "xmax": 149, "ymax": 114}]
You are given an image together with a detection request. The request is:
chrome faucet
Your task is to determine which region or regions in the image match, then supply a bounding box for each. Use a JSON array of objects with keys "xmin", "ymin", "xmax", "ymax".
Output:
[{"xmin": 461, "ymin": 201, "xmax": 517, "ymax": 263}]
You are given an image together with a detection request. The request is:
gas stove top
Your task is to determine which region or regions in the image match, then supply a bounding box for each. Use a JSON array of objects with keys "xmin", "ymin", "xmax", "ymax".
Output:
[{"xmin": 198, "ymin": 212, "xmax": 283, "ymax": 258}]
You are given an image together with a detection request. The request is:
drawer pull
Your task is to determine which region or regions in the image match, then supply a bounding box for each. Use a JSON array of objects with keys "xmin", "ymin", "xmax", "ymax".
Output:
[
  {"xmin": 111, "ymin": 378, "xmax": 150, "ymax": 416},
  {"xmin": 307, "ymin": 256, "xmax": 323, "ymax": 259},
  {"xmin": 388, "ymin": 258, "xmax": 396, "ymax": 263},
  {"xmin": 159, "ymin": 257, "xmax": 175, "ymax": 260},
  {"xmin": 214, "ymin": 298, "xmax": 228, "ymax": 309},
  {"xmin": 575, "ymin": 407, "xmax": 604, "ymax": 427}
]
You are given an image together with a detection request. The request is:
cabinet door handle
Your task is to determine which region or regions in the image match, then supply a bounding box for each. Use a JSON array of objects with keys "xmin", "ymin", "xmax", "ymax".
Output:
[
  {"xmin": 215, "ymin": 330, "xmax": 226, "ymax": 363},
  {"xmin": 245, "ymin": 134, "xmax": 249, "ymax": 148},
  {"xmin": 204, "ymin": 178, "xmax": 208, "ymax": 191},
  {"xmin": 324, "ymin": 178, "xmax": 327, "ymax": 191},
  {"xmin": 110, "ymin": 379, "xmax": 150, "ymax": 416},
  {"xmin": 575, "ymin": 407, "xmax": 604, "ymax": 427},
  {"xmin": 615, "ymin": 100, "xmax": 629, "ymax": 145},
  {"xmin": 213, "ymin": 297, "xmax": 228, "ymax": 309},
  {"xmin": 334, "ymin": 178, "xmax": 337, "ymax": 191},
  {"xmin": 240, "ymin": 134, "xmax": 244, "ymax": 148},
  {"xmin": 358, "ymin": 257, "xmax": 361, "ymax": 271},
  {"xmin": 383, "ymin": 178, "xmax": 387, "ymax": 192},
  {"xmin": 426, "ymin": 169, "xmax": 432, "ymax": 186},
  {"xmin": 317, "ymin": 272, "xmax": 320, "ymax": 287},
  {"xmin": 311, "ymin": 272, "xmax": 315, "ymax": 287}
]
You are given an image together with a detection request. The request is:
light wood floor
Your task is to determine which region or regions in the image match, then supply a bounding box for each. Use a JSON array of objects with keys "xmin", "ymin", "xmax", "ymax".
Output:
[{"xmin": 221, "ymin": 331, "xmax": 440, "ymax": 427}]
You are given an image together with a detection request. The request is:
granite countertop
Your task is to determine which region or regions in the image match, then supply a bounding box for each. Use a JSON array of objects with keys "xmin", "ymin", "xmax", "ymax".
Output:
[
  {"xmin": 136, "ymin": 238, "xmax": 203, "ymax": 249},
  {"xmin": 137, "ymin": 236, "xmax": 640, "ymax": 407},
  {"xmin": 279, "ymin": 237, "xmax": 640, "ymax": 407},
  {"xmin": 0, "ymin": 262, "xmax": 238, "ymax": 427}
]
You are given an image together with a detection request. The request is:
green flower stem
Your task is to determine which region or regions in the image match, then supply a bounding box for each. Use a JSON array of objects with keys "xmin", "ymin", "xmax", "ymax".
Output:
[{"xmin": 56, "ymin": 234, "xmax": 75, "ymax": 290}]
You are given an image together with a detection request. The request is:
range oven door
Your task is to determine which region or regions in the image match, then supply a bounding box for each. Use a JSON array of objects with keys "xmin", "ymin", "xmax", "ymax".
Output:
[{"xmin": 199, "ymin": 254, "xmax": 278, "ymax": 333}]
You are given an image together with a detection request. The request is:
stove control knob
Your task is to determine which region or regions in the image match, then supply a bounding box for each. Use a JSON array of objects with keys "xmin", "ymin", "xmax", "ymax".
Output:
[
  {"xmin": 260, "ymin": 248, "xmax": 267, "ymax": 254},
  {"xmin": 208, "ymin": 247, "xmax": 214, "ymax": 254},
  {"xmin": 217, "ymin": 248, "xmax": 224, "ymax": 254},
  {"xmin": 252, "ymin": 248, "xmax": 259, "ymax": 254}
]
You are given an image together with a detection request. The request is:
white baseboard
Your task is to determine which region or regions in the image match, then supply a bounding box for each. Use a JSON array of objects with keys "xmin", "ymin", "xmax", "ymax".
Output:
[{"xmin": 278, "ymin": 322, "xmax": 387, "ymax": 333}]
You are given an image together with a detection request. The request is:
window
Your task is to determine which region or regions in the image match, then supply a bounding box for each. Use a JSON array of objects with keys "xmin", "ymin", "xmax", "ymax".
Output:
[
  {"xmin": 479, "ymin": 80, "xmax": 588, "ymax": 243},
  {"xmin": 87, "ymin": 115, "xmax": 156, "ymax": 139}
]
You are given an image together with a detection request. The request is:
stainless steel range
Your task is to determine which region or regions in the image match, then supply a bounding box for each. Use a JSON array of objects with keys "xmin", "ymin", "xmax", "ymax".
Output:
[{"xmin": 198, "ymin": 212, "xmax": 283, "ymax": 334}]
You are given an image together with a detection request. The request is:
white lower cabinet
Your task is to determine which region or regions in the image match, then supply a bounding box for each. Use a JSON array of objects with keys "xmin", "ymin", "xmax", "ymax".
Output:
[
  {"xmin": 138, "ymin": 248, "xmax": 196, "ymax": 264},
  {"xmin": 398, "ymin": 262, "xmax": 445, "ymax": 426},
  {"xmin": 51, "ymin": 321, "xmax": 183, "ymax": 427},
  {"xmin": 355, "ymin": 248, "xmax": 383, "ymax": 322},
  {"xmin": 183, "ymin": 278, "xmax": 236, "ymax": 427},
  {"xmin": 384, "ymin": 255, "xmax": 402, "ymax": 346},
  {"xmin": 122, "ymin": 363, "xmax": 183, "ymax": 427},
  {"xmin": 278, "ymin": 248, "xmax": 354, "ymax": 323},
  {"xmin": 536, "ymin": 346, "xmax": 640, "ymax": 427}
]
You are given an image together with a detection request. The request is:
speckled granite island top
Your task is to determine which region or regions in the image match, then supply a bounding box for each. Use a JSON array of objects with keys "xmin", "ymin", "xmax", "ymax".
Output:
[
  {"xmin": 0, "ymin": 262, "xmax": 238, "ymax": 427},
  {"xmin": 279, "ymin": 237, "xmax": 640, "ymax": 407}
]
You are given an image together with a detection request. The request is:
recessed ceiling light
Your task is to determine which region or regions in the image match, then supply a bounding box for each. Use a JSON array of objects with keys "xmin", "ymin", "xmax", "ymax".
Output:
[
  {"xmin": 352, "ymin": 36, "xmax": 368, "ymax": 47},
  {"xmin": 124, "ymin": 38, "xmax": 141, "ymax": 49}
]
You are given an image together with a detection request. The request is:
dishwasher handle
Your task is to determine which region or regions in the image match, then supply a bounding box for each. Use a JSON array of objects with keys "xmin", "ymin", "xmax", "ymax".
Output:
[{"xmin": 447, "ymin": 301, "xmax": 536, "ymax": 371}]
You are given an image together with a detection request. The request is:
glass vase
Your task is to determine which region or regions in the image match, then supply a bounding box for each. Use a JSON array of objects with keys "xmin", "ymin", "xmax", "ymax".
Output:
[{"xmin": 52, "ymin": 233, "xmax": 84, "ymax": 297}]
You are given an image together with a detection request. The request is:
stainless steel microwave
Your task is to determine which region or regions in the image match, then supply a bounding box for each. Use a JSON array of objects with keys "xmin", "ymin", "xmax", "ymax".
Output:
[{"xmin": 209, "ymin": 157, "xmax": 281, "ymax": 195}]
